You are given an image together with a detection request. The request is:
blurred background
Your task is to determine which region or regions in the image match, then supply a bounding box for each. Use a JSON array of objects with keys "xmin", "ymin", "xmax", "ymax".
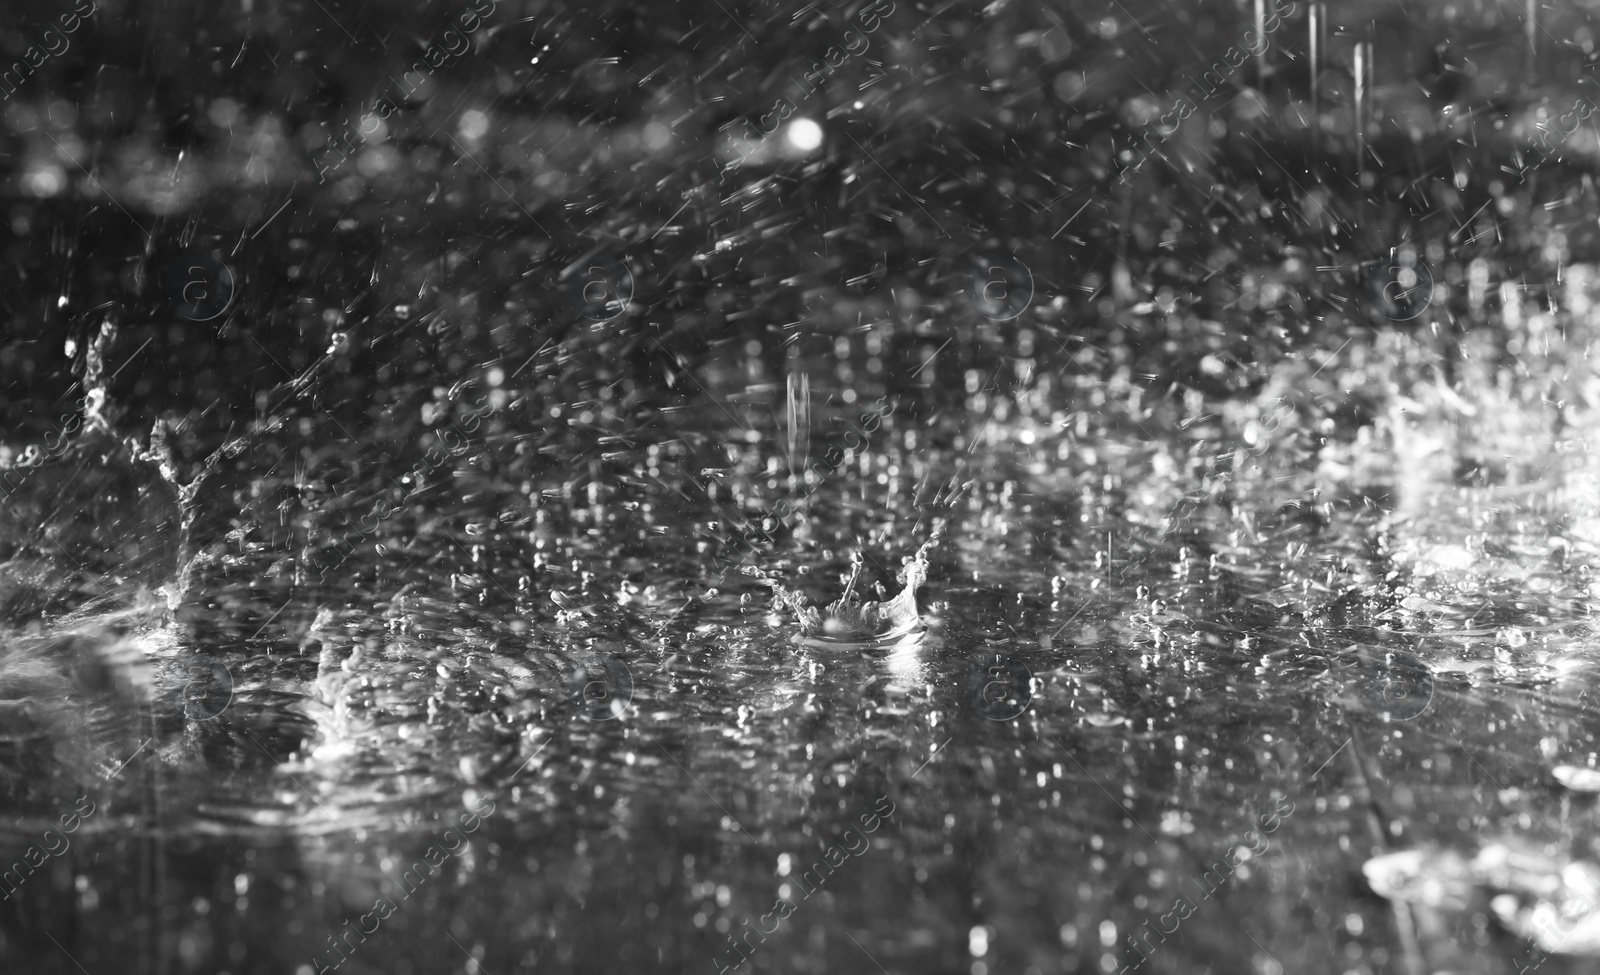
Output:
[{"xmin": 3, "ymin": 0, "xmax": 1598, "ymax": 437}]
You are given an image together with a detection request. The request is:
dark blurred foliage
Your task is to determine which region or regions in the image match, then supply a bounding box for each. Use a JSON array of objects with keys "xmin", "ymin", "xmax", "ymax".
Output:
[{"xmin": 1, "ymin": 0, "xmax": 1597, "ymax": 445}]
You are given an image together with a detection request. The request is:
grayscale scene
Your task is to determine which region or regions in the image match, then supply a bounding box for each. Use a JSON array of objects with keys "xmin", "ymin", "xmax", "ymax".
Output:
[{"xmin": 3, "ymin": 0, "xmax": 1599, "ymax": 972}]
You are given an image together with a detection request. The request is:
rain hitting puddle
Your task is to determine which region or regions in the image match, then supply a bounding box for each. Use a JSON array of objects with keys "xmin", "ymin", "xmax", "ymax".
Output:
[
  {"xmin": 7, "ymin": 3, "xmax": 1600, "ymax": 975},
  {"xmin": 6, "ymin": 321, "xmax": 1600, "ymax": 974},
  {"xmin": 744, "ymin": 520, "xmax": 945, "ymax": 649}
]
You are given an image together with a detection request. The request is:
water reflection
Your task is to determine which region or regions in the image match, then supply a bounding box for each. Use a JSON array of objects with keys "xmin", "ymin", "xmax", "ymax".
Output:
[{"xmin": 3, "ymin": 319, "xmax": 1600, "ymax": 972}]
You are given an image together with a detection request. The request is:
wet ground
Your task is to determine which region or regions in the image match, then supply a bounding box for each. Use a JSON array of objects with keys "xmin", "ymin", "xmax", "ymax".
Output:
[
  {"xmin": 6, "ymin": 314, "xmax": 1600, "ymax": 975},
  {"xmin": 8, "ymin": 2, "xmax": 1600, "ymax": 972}
]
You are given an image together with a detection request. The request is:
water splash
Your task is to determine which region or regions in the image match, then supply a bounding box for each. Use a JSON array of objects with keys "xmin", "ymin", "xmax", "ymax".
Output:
[{"xmin": 746, "ymin": 520, "xmax": 946, "ymax": 647}]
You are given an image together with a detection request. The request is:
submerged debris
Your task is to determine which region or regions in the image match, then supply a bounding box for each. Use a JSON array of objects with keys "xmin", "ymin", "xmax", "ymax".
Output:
[{"xmin": 746, "ymin": 521, "xmax": 945, "ymax": 643}]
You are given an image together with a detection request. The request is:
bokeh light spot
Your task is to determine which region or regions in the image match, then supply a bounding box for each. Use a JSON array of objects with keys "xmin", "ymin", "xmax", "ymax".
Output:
[
  {"xmin": 459, "ymin": 109, "xmax": 490, "ymax": 141},
  {"xmin": 787, "ymin": 118, "xmax": 822, "ymax": 152}
]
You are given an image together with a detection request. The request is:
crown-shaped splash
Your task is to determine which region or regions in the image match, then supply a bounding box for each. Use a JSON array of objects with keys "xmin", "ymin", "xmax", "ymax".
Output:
[{"xmin": 746, "ymin": 521, "xmax": 946, "ymax": 643}]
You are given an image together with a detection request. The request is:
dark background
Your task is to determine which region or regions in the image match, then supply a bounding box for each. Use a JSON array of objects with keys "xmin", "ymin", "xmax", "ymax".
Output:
[{"xmin": 2, "ymin": 0, "xmax": 1596, "ymax": 446}]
